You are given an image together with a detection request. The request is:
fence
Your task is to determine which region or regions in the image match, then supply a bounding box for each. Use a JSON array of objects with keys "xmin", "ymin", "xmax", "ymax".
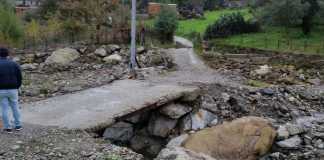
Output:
[
  {"xmin": 22, "ymin": 27, "xmax": 132, "ymax": 51},
  {"xmin": 212, "ymin": 35, "xmax": 324, "ymax": 55}
]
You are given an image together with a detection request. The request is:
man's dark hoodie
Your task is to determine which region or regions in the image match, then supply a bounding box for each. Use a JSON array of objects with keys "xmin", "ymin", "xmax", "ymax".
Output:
[{"xmin": 0, "ymin": 48, "xmax": 22, "ymax": 89}]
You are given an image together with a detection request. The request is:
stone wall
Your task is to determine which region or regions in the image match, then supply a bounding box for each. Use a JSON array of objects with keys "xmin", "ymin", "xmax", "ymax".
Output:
[{"xmin": 101, "ymin": 89, "xmax": 220, "ymax": 158}]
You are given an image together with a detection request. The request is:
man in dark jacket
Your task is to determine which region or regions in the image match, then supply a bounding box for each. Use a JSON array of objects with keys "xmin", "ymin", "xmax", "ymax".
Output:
[{"xmin": 0, "ymin": 48, "xmax": 22, "ymax": 133}]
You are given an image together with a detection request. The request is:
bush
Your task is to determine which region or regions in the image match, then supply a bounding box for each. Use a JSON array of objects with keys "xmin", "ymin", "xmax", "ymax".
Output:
[
  {"xmin": 25, "ymin": 19, "xmax": 42, "ymax": 45},
  {"xmin": 153, "ymin": 7, "xmax": 179, "ymax": 42},
  {"xmin": 204, "ymin": 12, "xmax": 260, "ymax": 39},
  {"xmin": 245, "ymin": 18, "xmax": 261, "ymax": 33},
  {"xmin": 0, "ymin": 5, "xmax": 24, "ymax": 46}
]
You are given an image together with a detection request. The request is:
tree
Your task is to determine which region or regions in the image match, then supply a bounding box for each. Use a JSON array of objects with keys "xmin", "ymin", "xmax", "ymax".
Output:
[
  {"xmin": 259, "ymin": 0, "xmax": 306, "ymax": 28},
  {"xmin": 258, "ymin": 0, "xmax": 324, "ymax": 35},
  {"xmin": 302, "ymin": 0, "xmax": 320, "ymax": 34}
]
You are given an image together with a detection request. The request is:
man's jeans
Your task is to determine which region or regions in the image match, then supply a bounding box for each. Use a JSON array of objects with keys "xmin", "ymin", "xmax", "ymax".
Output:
[{"xmin": 0, "ymin": 89, "xmax": 21, "ymax": 129}]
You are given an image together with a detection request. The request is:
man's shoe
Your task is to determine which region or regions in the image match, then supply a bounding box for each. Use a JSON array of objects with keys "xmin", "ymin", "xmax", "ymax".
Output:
[
  {"xmin": 4, "ymin": 129, "xmax": 13, "ymax": 134},
  {"xmin": 15, "ymin": 126, "xmax": 22, "ymax": 131}
]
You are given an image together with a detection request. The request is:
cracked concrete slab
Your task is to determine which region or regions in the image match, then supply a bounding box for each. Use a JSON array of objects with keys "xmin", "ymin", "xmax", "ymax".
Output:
[{"xmin": 21, "ymin": 79, "xmax": 199, "ymax": 130}]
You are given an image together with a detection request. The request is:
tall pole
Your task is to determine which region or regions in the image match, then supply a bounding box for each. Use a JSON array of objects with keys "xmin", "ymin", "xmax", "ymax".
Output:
[{"xmin": 130, "ymin": 0, "xmax": 137, "ymax": 74}]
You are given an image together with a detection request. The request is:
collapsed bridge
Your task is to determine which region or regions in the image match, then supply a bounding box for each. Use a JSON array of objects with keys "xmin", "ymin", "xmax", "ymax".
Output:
[{"xmin": 21, "ymin": 79, "xmax": 200, "ymax": 130}]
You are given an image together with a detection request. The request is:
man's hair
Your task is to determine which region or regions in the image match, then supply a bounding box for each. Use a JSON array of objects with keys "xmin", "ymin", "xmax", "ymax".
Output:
[{"xmin": 0, "ymin": 48, "xmax": 9, "ymax": 57}]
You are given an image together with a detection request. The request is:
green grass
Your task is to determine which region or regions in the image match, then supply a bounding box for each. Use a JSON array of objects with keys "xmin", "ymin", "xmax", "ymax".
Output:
[
  {"xmin": 176, "ymin": 8, "xmax": 252, "ymax": 37},
  {"xmin": 145, "ymin": 8, "xmax": 324, "ymax": 54},
  {"xmin": 213, "ymin": 26, "xmax": 324, "ymax": 54},
  {"xmin": 246, "ymin": 79, "xmax": 271, "ymax": 88}
]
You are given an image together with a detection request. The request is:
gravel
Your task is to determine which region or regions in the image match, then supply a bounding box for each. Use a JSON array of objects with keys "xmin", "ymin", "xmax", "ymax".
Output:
[{"xmin": 0, "ymin": 124, "xmax": 143, "ymax": 160}]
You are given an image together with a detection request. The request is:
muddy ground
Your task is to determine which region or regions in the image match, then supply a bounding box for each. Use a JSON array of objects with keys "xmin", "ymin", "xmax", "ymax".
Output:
[{"xmin": 201, "ymin": 46, "xmax": 324, "ymax": 87}]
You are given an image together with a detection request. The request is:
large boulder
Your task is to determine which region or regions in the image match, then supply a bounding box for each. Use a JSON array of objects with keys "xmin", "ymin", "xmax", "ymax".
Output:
[
  {"xmin": 182, "ymin": 116, "xmax": 276, "ymax": 160},
  {"xmin": 21, "ymin": 63, "xmax": 38, "ymax": 71},
  {"xmin": 155, "ymin": 147, "xmax": 216, "ymax": 160},
  {"xmin": 137, "ymin": 46, "xmax": 146, "ymax": 54},
  {"xmin": 125, "ymin": 111, "xmax": 151, "ymax": 124},
  {"xmin": 45, "ymin": 48, "xmax": 80, "ymax": 66},
  {"xmin": 277, "ymin": 125, "xmax": 289, "ymax": 140},
  {"xmin": 130, "ymin": 135, "xmax": 164, "ymax": 157},
  {"xmin": 159, "ymin": 103, "xmax": 192, "ymax": 119},
  {"xmin": 103, "ymin": 54, "xmax": 122, "ymax": 64},
  {"xmin": 166, "ymin": 134, "xmax": 189, "ymax": 148},
  {"xmin": 181, "ymin": 109, "xmax": 218, "ymax": 131},
  {"xmin": 137, "ymin": 50, "xmax": 174, "ymax": 68},
  {"xmin": 103, "ymin": 122, "xmax": 134, "ymax": 142},
  {"xmin": 106, "ymin": 44, "xmax": 121, "ymax": 54},
  {"xmin": 94, "ymin": 47, "xmax": 107, "ymax": 57},
  {"xmin": 276, "ymin": 135, "xmax": 302, "ymax": 149},
  {"xmin": 254, "ymin": 65, "xmax": 271, "ymax": 75},
  {"xmin": 147, "ymin": 114, "xmax": 178, "ymax": 138},
  {"xmin": 20, "ymin": 54, "xmax": 36, "ymax": 64}
]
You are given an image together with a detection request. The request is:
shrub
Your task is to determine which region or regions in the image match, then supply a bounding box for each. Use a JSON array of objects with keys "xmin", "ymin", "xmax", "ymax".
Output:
[
  {"xmin": 245, "ymin": 18, "xmax": 261, "ymax": 33},
  {"xmin": 0, "ymin": 5, "xmax": 24, "ymax": 46},
  {"xmin": 153, "ymin": 7, "xmax": 179, "ymax": 42},
  {"xmin": 61, "ymin": 19, "xmax": 86, "ymax": 43},
  {"xmin": 188, "ymin": 31, "xmax": 204, "ymax": 51},
  {"xmin": 204, "ymin": 12, "xmax": 260, "ymax": 39},
  {"xmin": 25, "ymin": 19, "xmax": 42, "ymax": 45}
]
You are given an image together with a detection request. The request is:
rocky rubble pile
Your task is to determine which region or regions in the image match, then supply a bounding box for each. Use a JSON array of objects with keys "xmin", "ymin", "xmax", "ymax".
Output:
[
  {"xmin": 202, "ymin": 84, "xmax": 324, "ymax": 123},
  {"xmin": 262, "ymin": 113, "xmax": 324, "ymax": 160},
  {"xmin": 14, "ymin": 45, "xmax": 173, "ymax": 102}
]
